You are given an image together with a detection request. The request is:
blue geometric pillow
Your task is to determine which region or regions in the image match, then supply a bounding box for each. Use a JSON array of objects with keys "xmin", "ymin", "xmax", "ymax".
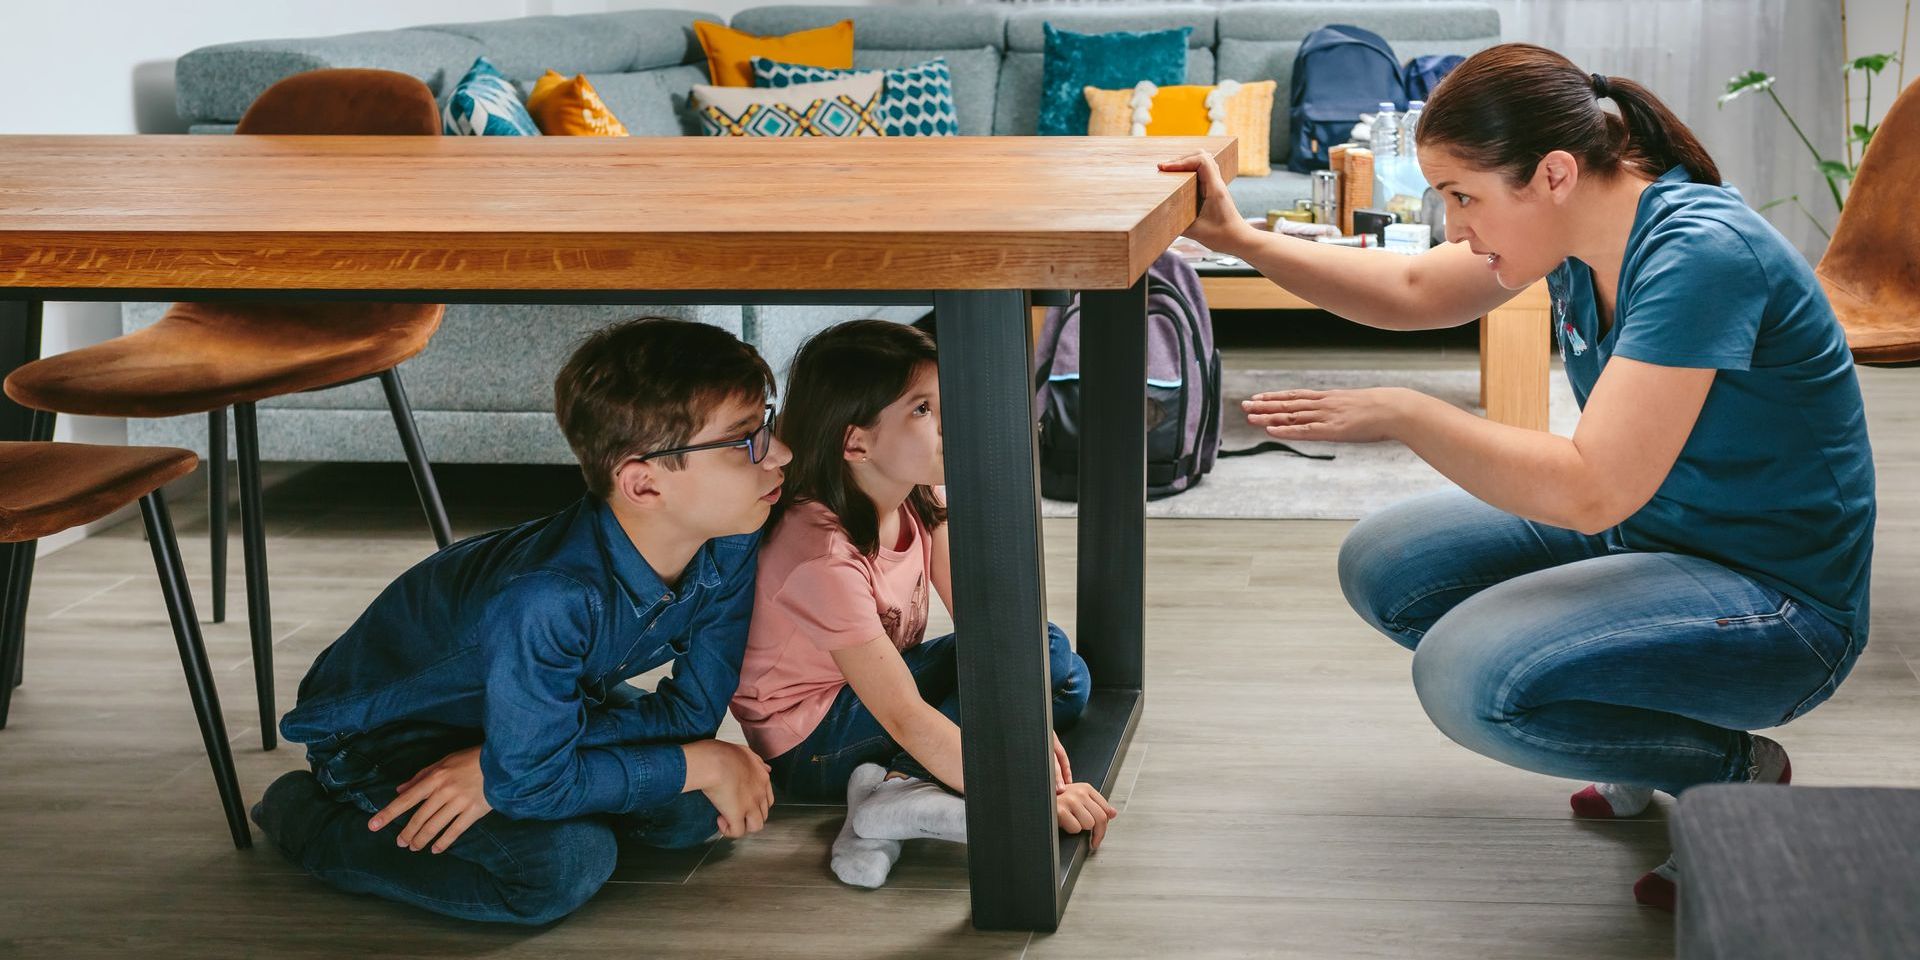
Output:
[
  {"xmin": 753, "ymin": 56, "xmax": 959, "ymax": 138},
  {"xmin": 442, "ymin": 56, "xmax": 540, "ymax": 136}
]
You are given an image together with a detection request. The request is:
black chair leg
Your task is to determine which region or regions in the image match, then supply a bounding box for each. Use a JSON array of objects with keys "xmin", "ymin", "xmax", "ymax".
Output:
[
  {"xmin": 379, "ymin": 369, "xmax": 452, "ymax": 550},
  {"xmin": 209, "ymin": 408, "xmax": 228, "ymax": 624},
  {"xmin": 0, "ymin": 541, "xmax": 28, "ymax": 726},
  {"xmin": 140, "ymin": 491, "xmax": 251, "ymax": 849},
  {"xmin": 4, "ymin": 411, "xmax": 54, "ymax": 700},
  {"xmin": 233, "ymin": 402, "xmax": 275, "ymax": 751}
]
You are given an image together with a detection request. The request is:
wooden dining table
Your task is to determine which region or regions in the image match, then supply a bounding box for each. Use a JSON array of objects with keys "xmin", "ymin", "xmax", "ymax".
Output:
[{"xmin": 0, "ymin": 133, "xmax": 1236, "ymax": 931}]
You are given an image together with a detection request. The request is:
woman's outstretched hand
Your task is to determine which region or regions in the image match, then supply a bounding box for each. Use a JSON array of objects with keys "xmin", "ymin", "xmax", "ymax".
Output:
[
  {"xmin": 1243, "ymin": 387, "xmax": 1419, "ymax": 444},
  {"xmin": 1158, "ymin": 151, "xmax": 1254, "ymax": 256}
]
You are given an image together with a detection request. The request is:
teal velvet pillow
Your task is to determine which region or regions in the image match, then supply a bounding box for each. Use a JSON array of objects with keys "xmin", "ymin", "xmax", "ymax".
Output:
[{"xmin": 1038, "ymin": 23, "xmax": 1191, "ymax": 137}]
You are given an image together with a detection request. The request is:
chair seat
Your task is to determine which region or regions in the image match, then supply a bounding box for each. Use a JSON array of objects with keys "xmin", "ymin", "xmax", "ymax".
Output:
[
  {"xmin": 1822, "ymin": 269, "xmax": 1920, "ymax": 366},
  {"xmin": 0, "ymin": 442, "xmax": 197, "ymax": 542},
  {"xmin": 2, "ymin": 300, "xmax": 444, "ymax": 418}
]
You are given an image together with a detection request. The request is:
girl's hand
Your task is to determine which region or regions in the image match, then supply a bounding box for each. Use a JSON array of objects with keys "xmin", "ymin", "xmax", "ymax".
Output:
[
  {"xmin": 1050, "ymin": 731, "xmax": 1073, "ymax": 792},
  {"xmin": 1242, "ymin": 387, "xmax": 1417, "ymax": 444},
  {"xmin": 1056, "ymin": 782, "xmax": 1120, "ymax": 851},
  {"xmin": 1157, "ymin": 151, "xmax": 1254, "ymax": 256},
  {"xmin": 373, "ymin": 746, "xmax": 492, "ymax": 854}
]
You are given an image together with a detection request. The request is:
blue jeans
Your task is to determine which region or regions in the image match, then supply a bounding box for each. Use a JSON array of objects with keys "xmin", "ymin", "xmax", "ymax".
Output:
[
  {"xmin": 1339, "ymin": 490, "xmax": 1861, "ymax": 795},
  {"xmin": 251, "ymin": 721, "xmax": 719, "ymax": 925},
  {"xmin": 768, "ymin": 623, "xmax": 1092, "ymax": 802}
]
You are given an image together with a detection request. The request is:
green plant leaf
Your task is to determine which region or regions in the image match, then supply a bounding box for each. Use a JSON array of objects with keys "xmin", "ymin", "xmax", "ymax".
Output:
[
  {"xmin": 1851, "ymin": 123, "xmax": 1877, "ymax": 147},
  {"xmin": 1757, "ymin": 196, "xmax": 1797, "ymax": 213},
  {"xmin": 1818, "ymin": 159, "xmax": 1855, "ymax": 180},
  {"xmin": 1718, "ymin": 69, "xmax": 1776, "ymax": 106},
  {"xmin": 1845, "ymin": 53, "xmax": 1898, "ymax": 74}
]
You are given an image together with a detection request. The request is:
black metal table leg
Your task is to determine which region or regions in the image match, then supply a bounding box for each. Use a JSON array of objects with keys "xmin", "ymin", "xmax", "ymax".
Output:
[{"xmin": 933, "ymin": 288, "xmax": 1062, "ymax": 931}]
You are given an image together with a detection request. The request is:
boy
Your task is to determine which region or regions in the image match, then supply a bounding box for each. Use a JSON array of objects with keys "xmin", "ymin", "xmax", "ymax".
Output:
[{"xmin": 252, "ymin": 318, "xmax": 790, "ymax": 924}]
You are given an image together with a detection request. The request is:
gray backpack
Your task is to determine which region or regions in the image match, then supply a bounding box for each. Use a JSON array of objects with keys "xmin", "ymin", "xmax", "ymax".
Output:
[{"xmin": 1034, "ymin": 250, "xmax": 1223, "ymax": 500}]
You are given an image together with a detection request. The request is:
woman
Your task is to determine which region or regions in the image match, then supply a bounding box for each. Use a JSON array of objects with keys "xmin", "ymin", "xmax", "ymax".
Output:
[{"xmin": 1162, "ymin": 43, "xmax": 1873, "ymax": 911}]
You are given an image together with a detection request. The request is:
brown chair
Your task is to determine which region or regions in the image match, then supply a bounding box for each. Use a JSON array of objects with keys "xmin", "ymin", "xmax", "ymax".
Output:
[
  {"xmin": 1, "ymin": 69, "xmax": 452, "ymax": 753},
  {"xmin": 1818, "ymin": 75, "xmax": 1920, "ymax": 365},
  {"xmin": 0, "ymin": 442, "xmax": 250, "ymax": 848}
]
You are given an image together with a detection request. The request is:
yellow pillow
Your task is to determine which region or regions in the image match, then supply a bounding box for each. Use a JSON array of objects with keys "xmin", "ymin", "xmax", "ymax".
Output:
[
  {"xmin": 693, "ymin": 19, "xmax": 855, "ymax": 88},
  {"xmin": 1085, "ymin": 80, "xmax": 1278, "ymax": 177},
  {"xmin": 526, "ymin": 71, "xmax": 629, "ymax": 136}
]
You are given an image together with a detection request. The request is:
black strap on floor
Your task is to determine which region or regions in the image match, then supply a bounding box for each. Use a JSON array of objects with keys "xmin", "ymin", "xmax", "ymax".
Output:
[{"xmin": 1217, "ymin": 440, "xmax": 1336, "ymax": 461}]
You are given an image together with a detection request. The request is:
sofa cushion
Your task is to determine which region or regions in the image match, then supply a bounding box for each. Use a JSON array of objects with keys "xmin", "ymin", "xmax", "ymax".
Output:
[
  {"xmin": 693, "ymin": 18, "xmax": 854, "ymax": 88},
  {"xmin": 174, "ymin": 10, "xmax": 718, "ymax": 125},
  {"xmin": 755, "ymin": 56, "xmax": 960, "ymax": 138},
  {"xmin": 443, "ymin": 57, "xmax": 540, "ymax": 136},
  {"xmin": 693, "ymin": 72, "xmax": 886, "ymax": 137},
  {"xmin": 582, "ymin": 66, "xmax": 712, "ymax": 137},
  {"xmin": 422, "ymin": 11, "xmax": 718, "ymax": 79},
  {"xmin": 175, "ymin": 29, "xmax": 486, "ymax": 124},
  {"xmin": 731, "ymin": 6, "xmax": 1006, "ymax": 137},
  {"xmin": 1216, "ymin": 1, "xmax": 1500, "ymax": 170},
  {"xmin": 1038, "ymin": 23, "xmax": 1191, "ymax": 137}
]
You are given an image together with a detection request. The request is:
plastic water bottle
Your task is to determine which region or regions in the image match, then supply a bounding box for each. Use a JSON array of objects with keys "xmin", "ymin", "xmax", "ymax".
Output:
[
  {"xmin": 1370, "ymin": 101, "xmax": 1399, "ymax": 158},
  {"xmin": 1401, "ymin": 100, "xmax": 1425, "ymax": 159}
]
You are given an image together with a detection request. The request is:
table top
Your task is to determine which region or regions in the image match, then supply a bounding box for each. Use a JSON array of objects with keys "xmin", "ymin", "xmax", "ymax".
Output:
[{"xmin": 0, "ymin": 134, "xmax": 1235, "ymax": 293}]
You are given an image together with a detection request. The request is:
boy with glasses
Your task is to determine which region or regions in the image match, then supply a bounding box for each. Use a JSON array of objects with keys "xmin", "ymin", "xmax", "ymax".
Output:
[{"xmin": 253, "ymin": 317, "xmax": 791, "ymax": 924}]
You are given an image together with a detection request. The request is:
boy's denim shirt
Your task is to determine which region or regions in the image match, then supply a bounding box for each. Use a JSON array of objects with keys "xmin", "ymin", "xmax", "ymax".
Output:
[{"xmin": 279, "ymin": 496, "xmax": 759, "ymax": 821}]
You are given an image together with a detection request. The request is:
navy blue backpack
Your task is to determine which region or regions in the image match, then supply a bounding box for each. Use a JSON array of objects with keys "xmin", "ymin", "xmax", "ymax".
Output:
[
  {"xmin": 1286, "ymin": 24, "xmax": 1407, "ymax": 173},
  {"xmin": 1404, "ymin": 54, "xmax": 1465, "ymax": 102}
]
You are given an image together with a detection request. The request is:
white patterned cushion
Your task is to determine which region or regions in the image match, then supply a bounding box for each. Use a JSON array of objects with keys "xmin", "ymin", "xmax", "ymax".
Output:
[
  {"xmin": 753, "ymin": 56, "xmax": 959, "ymax": 138},
  {"xmin": 442, "ymin": 56, "xmax": 540, "ymax": 137},
  {"xmin": 692, "ymin": 73, "xmax": 886, "ymax": 138}
]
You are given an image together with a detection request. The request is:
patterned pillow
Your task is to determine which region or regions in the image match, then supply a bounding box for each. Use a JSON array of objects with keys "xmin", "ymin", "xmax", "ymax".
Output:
[
  {"xmin": 753, "ymin": 56, "xmax": 959, "ymax": 138},
  {"xmin": 442, "ymin": 56, "xmax": 540, "ymax": 136},
  {"xmin": 692, "ymin": 72, "xmax": 886, "ymax": 138}
]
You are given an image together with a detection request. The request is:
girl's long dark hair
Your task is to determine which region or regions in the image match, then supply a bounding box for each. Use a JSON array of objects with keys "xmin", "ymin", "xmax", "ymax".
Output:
[
  {"xmin": 1416, "ymin": 43, "xmax": 1720, "ymax": 186},
  {"xmin": 776, "ymin": 319, "xmax": 946, "ymax": 556}
]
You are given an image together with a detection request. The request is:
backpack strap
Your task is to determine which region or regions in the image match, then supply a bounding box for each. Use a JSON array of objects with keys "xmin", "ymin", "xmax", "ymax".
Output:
[{"xmin": 1217, "ymin": 440, "xmax": 1336, "ymax": 461}]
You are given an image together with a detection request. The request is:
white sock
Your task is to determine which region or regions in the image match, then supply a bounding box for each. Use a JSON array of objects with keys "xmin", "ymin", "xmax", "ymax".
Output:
[
  {"xmin": 831, "ymin": 764, "xmax": 902, "ymax": 889},
  {"xmin": 1596, "ymin": 782, "xmax": 1656, "ymax": 816},
  {"xmin": 849, "ymin": 774, "xmax": 968, "ymax": 844}
]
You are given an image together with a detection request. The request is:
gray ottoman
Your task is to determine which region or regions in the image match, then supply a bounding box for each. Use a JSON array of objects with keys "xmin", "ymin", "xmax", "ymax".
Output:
[{"xmin": 1673, "ymin": 784, "xmax": 1920, "ymax": 959}]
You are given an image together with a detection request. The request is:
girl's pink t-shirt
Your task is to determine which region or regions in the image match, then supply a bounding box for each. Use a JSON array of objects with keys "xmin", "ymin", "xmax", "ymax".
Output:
[{"xmin": 730, "ymin": 499, "xmax": 933, "ymax": 759}]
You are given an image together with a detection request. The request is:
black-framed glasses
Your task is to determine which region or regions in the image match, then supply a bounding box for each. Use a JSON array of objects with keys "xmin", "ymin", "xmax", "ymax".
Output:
[{"xmin": 634, "ymin": 403, "xmax": 777, "ymax": 465}]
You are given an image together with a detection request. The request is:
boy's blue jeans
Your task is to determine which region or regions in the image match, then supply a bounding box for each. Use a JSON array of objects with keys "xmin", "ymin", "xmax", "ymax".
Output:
[
  {"xmin": 252, "ymin": 721, "xmax": 718, "ymax": 925},
  {"xmin": 768, "ymin": 623, "xmax": 1091, "ymax": 802},
  {"xmin": 1339, "ymin": 490, "xmax": 1861, "ymax": 795}
]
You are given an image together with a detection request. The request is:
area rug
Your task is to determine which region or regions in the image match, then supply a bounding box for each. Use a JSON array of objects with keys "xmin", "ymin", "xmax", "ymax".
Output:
[{"xmin": 1039, "ymin": 367, "xmax": 1579, "ymax": 520}]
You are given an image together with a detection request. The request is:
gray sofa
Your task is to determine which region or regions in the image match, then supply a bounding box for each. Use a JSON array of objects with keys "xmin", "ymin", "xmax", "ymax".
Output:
[{"xmin": 129, "ymin": 2, "xmax": 1499, "ymax": 464}]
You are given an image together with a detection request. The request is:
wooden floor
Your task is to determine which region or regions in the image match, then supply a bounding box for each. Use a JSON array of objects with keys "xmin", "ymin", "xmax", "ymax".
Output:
[{"xmin": 3, "ymin": 340, "xmax": 1917, "ymax": 959}]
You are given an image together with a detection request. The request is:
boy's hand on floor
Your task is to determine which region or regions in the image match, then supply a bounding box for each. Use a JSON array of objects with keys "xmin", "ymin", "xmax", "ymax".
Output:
[
  {"xmin": 683, "ymin": 739, "xmax": 774, "ymax": 840},
  {"xmin": 371, "ymin": 745, "xmax": 493, "ymax": 854},
  {"xmin": 1055, "ymin": 782, "xmax": 1120, "ymax": 852}
]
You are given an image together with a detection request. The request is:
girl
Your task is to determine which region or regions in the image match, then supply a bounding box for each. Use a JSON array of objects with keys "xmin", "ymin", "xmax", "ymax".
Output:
[
  {"xmin": 730, "ymin": 319, "xmax": 1118, "ymax": 889},
  {"xmin": 1162, "ymin": 43, "xmax": 1872, "ymax": 911}
]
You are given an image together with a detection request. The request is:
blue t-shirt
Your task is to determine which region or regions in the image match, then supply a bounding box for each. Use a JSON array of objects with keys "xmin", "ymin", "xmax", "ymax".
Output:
[{"xmin": 1546, "ymin": 165, "xmax": 1875, "ymax": 639}]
